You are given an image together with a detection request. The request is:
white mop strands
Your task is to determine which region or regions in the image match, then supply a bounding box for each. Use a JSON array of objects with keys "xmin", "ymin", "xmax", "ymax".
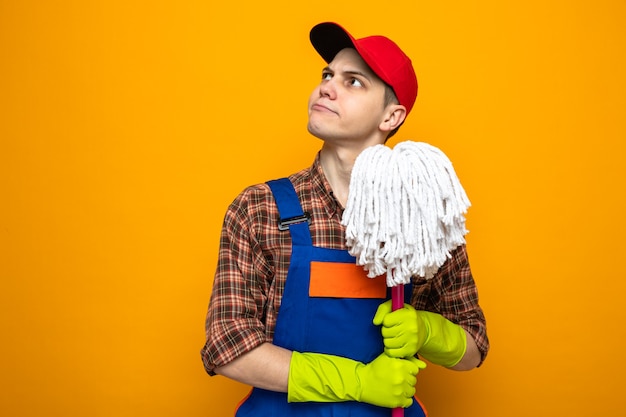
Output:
[{"xmin": 342, "ymin": 141, "xmax": 471, "ymax": 287}]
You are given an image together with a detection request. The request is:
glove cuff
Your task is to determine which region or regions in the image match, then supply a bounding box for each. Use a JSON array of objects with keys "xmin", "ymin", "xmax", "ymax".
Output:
[
  {"xmin": 287, "ymin": 351, "xmax": 361, "ymax": 403},
  {"xmin": 417, "ymin": 311, "xmax": 467, "ymax": 367}
]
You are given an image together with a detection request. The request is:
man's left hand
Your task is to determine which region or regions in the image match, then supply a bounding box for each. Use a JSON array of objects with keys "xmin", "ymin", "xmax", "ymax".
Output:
[{"xmin": 373, "ymin": 300, "xmax": 422, "ymax": 359}]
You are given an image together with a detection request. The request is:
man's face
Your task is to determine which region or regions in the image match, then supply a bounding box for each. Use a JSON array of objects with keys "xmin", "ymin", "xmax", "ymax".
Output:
[{"xmin": 307, "ymin": 48, "xmax": 389, "ymax": 145}]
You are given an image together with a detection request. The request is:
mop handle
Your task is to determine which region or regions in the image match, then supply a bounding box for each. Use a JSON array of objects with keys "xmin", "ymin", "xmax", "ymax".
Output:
[
  {"xmin": 391, "ymin": 284, "xmax": 405, "ymax": 417},
  {"xmin": 391, "ymin": 284, "xmax": 404, "ymax": 310},
  {"xmin": 392, "ymin": 405, "xmax": 405, "ymax": 417}
]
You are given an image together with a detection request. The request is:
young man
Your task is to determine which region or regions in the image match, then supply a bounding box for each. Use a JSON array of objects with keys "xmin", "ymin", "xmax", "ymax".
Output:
[{"xmin": 201, "ymin": 22, "xmax": 489, "ymax": 417}]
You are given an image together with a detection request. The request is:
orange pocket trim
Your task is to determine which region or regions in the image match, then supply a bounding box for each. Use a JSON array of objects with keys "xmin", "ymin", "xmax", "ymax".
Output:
[{"xmin": 309, "ymin": 261, "xmax": 387, "ymax": 299}]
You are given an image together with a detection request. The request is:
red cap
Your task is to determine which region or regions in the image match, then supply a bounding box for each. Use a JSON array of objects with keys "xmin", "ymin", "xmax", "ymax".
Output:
[{"xmin": 310, "ymin": 22, "xmax": 418, "ymax": 115}]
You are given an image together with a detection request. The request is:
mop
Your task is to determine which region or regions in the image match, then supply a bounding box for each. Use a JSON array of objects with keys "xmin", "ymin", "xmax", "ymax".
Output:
[{"xmin": 341, "ymin": 141, "xmax": 470, "ymax": 416}]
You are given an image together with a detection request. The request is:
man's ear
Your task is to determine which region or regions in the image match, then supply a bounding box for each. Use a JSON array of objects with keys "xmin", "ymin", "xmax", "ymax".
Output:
[{"xmin": 379, "ymin": 105, "xmax": 407, "ymax": 133}]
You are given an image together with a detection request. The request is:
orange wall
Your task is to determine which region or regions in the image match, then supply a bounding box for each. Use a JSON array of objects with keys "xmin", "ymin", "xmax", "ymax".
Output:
[{"xmin": 1, "ymin": 1, "xmax": 625, "ymax": 416}]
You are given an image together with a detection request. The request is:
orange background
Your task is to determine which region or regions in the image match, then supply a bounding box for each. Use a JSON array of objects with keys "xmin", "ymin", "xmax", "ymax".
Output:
[{"xmin": 1, "ymin": 1, "xmax": 625, "ymax": 416}]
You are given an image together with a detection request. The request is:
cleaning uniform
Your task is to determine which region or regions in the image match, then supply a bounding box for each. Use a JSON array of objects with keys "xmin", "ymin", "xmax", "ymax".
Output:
[{"xmin": 234, "ymin": 178, "xmax": 427, "ymax": 417}]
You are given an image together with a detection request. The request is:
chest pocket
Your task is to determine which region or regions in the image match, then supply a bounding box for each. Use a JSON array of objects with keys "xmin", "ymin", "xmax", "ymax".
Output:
[{"xmin": 309, "ymin": 261, "xmax": 387, "ymax": 299}]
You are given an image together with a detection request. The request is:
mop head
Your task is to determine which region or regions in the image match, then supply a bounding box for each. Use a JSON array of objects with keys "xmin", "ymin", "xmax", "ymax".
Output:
[{"xmin": 342, "ymin": 141, "xmax": 471, "ymax": 287}]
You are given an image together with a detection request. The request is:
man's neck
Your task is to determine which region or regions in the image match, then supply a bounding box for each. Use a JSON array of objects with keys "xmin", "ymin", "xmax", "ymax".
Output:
[{"xmin": 319, "ymin": 142, "xmax": 384, "ymax": 207}]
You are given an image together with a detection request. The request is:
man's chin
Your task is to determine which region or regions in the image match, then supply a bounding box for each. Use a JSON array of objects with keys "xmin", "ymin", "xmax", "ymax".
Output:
[{"xmin": 306, "ymin": 124, "xmax": 325, "ymax": 140}]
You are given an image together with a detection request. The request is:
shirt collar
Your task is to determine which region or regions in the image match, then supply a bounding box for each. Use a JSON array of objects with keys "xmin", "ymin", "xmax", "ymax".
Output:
[{"xmin": 311, "ymin": 152, "xmax": 343, "ymax": 219}]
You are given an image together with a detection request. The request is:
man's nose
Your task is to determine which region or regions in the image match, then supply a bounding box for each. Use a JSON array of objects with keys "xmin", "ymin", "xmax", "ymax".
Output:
[{"xmin": 319, "ymin": 80, "xmax": 337, "ymax": 99}]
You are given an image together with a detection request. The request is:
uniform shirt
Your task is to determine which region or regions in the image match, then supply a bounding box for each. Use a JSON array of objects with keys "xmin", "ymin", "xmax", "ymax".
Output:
[{"xmin": 201, "ymin": 153, "xmax": 489, "ymax": 375}]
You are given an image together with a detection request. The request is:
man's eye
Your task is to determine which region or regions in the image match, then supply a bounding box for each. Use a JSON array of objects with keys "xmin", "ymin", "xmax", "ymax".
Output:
[
  {"xmin": 350, "ymin": 78, "xmax": 363, "ymax": 87},
  {"xmin": 322, "ymin": 72, "xmax": 332, "ymax": 81}
]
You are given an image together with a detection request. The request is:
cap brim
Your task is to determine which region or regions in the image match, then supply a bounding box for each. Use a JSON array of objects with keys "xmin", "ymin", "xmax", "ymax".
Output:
[{"xmin": 310, "ymin": 22, "xmax": 356, "ymax": 63}]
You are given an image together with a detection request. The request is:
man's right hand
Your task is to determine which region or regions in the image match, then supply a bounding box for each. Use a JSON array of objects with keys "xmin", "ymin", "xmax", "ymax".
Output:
[
  {"xmin": 357, "ymin": 353, "xmax": 426, "ymax": 408},
  {"xmin": 288, "ymin": 351, "xmax": 426, "ymax": 408}
]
